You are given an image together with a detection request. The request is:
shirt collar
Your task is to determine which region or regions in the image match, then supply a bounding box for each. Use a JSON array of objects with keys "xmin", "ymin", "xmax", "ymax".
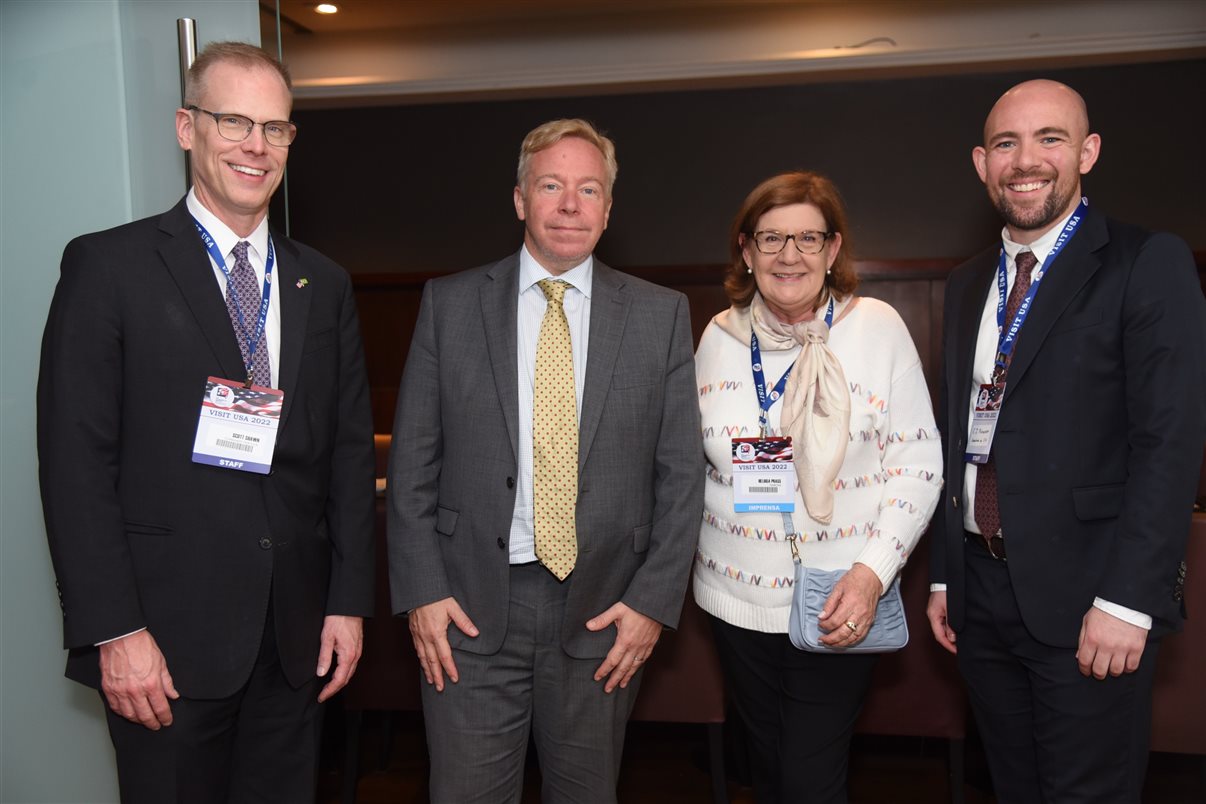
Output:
[
  {"xmin": 999, "ymin": 206, "xmax": 1077, "ymax": 272},
  {"xmin": 518, "ymin": 244, "xmax": 593, "ymax": 300},
  {"xmin": 186, "ymin": 188, "xmax": 271, "ymax": 265}
]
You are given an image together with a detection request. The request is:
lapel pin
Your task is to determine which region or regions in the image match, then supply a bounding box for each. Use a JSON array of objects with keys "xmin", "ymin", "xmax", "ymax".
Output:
[{"xmin": 296, "ymin": 277, "xmax": 309, "ymax": 289}]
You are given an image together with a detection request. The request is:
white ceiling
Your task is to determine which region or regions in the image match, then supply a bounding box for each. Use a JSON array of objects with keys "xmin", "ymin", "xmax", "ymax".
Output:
[{"xmin": 261, "ymin": 1, "xmax": 1206, "ymax": 106}]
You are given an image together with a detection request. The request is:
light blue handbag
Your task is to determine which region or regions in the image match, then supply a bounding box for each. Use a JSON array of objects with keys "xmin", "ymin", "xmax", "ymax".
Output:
[{"xmin": 788, "ymin": 561, "xmax": 909, "ymax": 654}]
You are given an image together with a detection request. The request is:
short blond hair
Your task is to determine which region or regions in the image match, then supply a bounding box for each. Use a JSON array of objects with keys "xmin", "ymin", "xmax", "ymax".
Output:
[
  {"xmin": 184, "ymin": 41, "xmax": 291, "ymax": 107},
  {"xmin": 516, "ymin": 119, "xmax": 617, "ymax": 196}
]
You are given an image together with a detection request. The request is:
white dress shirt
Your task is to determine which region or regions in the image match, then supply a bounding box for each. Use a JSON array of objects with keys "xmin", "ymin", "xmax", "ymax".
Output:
[
  {"xmin": 507, "ymin": 246, "xmax": 592, "ymax": 564},
  {"xmin": 937, "ymin": 211, "xmax": 1150, "ymax": 630},
  {"xmin": 187, "ymin": 189, "xmax": 282, "ymax": 387}
]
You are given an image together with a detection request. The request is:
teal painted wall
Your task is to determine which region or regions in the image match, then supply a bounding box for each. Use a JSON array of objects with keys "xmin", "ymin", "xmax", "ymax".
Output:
[{"xmin": 0, "ymin": 3, "xmax": 259, "ymax": 800}]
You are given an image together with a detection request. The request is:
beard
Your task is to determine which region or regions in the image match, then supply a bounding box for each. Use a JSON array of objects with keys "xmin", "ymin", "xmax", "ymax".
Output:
[{"xmin": 989, "ymin": 173, "xmax": 1075, "ymax": 234}]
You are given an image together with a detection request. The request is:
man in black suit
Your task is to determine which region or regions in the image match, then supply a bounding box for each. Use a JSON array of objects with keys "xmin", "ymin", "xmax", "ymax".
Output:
[
  {"xmin": 37, "ymin": 42, "xmax": 375, "ymax": 803},
  {"xmin": 927, "ymin": 78, "xmax": 1204, "ymax": 803}
]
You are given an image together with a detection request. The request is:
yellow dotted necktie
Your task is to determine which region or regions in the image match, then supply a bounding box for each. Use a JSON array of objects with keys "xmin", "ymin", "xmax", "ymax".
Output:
[{"xmin": 533, "ymin": 279, "xmax": 578, "ymax": 581}]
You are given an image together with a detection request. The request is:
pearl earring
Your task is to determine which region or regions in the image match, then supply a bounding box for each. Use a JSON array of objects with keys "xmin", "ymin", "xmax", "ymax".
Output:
[{"xmin": 746, "ymin": 266, "xmax": 753, "ymax": 275}]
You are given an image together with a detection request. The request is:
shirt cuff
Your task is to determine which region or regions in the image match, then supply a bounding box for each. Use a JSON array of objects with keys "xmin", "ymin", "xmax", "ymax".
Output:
[
  {"xmin": 929, "ymin": 583, "xmax": 948, "ymax": 593},
  {"xmin": 1092, "ymin": 598, "xmax": 1152, "ymax": 630},
  {"xmin": 95, "ymin": 627, "xmax": 147, "ymax": 646}
]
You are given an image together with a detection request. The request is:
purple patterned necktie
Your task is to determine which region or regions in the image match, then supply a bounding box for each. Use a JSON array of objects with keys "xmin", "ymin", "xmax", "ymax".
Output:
[
  {"xmin": 226, "ymin": 241, "xmax": 271, "ymax": 387},
  {"xmin": 973, "ymin": 249, "xmax": 1037, "ymax": 539}
]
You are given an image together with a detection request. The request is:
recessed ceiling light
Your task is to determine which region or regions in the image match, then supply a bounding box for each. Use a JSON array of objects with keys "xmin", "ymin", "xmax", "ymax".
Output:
[{"xmin": 315, "ymin": 3, "xmax": 338, "ymax": 14}]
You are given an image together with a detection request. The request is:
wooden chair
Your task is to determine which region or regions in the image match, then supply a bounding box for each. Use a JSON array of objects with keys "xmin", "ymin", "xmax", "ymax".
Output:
[
  {"xmin": 629, "ymin": 588, "xmax": 729, "ymax": 804},
  {"xmin": 340, "ymin": 437, "xmax": 423, "ymax": 804},
  {"xmin": 854, "ymin": 533, "xmax": 968, "ymax": 804},
  {"xmin": 1149, "ymin": 512, "xmax": 1206, "ymax": 790}
]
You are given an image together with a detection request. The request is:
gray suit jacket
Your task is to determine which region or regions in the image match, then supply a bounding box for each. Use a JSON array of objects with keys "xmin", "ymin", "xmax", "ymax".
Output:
[{"xmin": 387, "ymin": 253, "xmax": 704, "ymax": 658}]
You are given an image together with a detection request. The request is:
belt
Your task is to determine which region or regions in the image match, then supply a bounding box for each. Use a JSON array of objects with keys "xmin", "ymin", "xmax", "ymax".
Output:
[{"xmin": 966, "ymin": 530, "xmax": 1007, "ymax": 561}]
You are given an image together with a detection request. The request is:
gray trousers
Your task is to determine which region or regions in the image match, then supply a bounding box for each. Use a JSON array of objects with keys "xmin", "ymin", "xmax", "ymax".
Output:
[{"xmin": 422, "ymin": 562, "xmax": 643, "ymax": 804}]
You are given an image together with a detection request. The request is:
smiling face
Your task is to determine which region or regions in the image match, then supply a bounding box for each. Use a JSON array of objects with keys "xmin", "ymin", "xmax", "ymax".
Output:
[
  {"xmin": 176, "ymin": 61, "xmax": 292, "ymax": 237},
  {"xmin": 513, "ymin": 136, "xmax": 612, "ymax": 275},
  {"xmin": 973, "ymin": 80, "xmax": 1100, "ymax": 244},
  {"xmin": 742, "ymin": 202, "xmax": 842, "ymax": 324}
]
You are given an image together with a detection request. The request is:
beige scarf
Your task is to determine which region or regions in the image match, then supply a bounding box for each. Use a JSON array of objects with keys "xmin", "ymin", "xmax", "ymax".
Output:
[{"xmin": 716, "ymin": 292, "xmax": 852, "ymax": 523}]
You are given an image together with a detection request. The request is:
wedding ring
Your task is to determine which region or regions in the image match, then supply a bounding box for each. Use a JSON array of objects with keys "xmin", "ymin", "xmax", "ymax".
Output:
[{"xmin": 845, "ymin": 620, "xmax": 859, "ymax": 633}]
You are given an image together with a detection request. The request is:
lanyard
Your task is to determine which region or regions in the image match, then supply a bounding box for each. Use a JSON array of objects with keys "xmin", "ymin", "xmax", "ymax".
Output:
[
  {"xmin": 193, "ymin": 219, "xmax": 275, "ymax": 385},
  {"xmin": 993, "ymin": 197, "xmax": 1087, "ymax": 377},
  {"xmin": 750, "ymin": 297, "xmax": 834, "ymax": 435}
]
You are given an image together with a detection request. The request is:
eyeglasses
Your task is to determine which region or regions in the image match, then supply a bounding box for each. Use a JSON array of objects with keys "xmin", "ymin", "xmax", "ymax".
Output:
[
  {"xmin": 750, "ymin": 230, "xmax": 833, "ymax": 256},
  {"xmin": 187, "ymin": 106, "xmax": 297, "ymax": 147}
]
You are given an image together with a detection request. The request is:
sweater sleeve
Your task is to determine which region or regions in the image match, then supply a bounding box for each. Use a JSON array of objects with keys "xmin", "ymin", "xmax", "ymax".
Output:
[{"xmin": 853, "ymin": 320, "xmax": 944, "ymax": 592}]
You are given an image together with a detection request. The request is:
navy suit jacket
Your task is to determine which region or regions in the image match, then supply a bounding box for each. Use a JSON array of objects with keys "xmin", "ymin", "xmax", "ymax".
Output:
[
  {"xmin": 38, "ymin": 198, "xmax": 376, "ymax": 697},
  {"xmin": 932, "ymin": 205, "xmax": 1204, "ymax": 646}
]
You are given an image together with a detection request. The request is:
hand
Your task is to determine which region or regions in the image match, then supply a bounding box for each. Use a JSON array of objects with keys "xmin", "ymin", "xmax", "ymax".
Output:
[
  {"xmin": 409, "ymin": 597, "xmax": 478, "ymax": 692},
  {"xmin": 1076, "ymin": 606, "xmax": 1147, "ymax": 680},
  {"xmin": 316, "ymin": 615, "xmax": 363, "ymax": 703},
  {"xmin": 926, "ymin": 591, "xmax": 958, "ymax": 655},
  {"xmin": 586, "ymin": 602, "xmax": 662, "ymax": 693},
  {"xmin": 98, "ymin": 630, "xmax": 179, "ymax": 730},
  {"xmin": 817, "ymin": 563, "xmax": 883, "ymax": 648}
]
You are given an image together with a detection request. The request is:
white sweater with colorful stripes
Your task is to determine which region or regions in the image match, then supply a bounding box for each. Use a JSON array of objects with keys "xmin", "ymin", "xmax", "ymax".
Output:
[{"xmin": 692, "ymin": 297, "xmax": 943, "ymax": 634}]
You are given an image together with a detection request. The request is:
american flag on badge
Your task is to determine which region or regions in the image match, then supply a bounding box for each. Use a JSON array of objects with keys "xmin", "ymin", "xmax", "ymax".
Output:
[
  {"xmin": 231, "ymin": 386, "xmax": 284, "ymax": 417},
  {"xmin": 752, "ymin": 439, "xmax": 793, "ymax": 462}
]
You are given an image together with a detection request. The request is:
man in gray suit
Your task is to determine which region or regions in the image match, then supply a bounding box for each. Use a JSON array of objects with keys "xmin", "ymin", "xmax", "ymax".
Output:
[{"xmin": 387, "ymin": 118, "xmax": 703, "ymax": 803}]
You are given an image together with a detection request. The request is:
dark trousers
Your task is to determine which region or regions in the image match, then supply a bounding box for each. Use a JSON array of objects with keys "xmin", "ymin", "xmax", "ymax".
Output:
[
  {"xmin": 104, "ymin": 603, "xmax": 322, "ymax": 804},
  {"xmin": 709, "ymin": 615, "xmax": 877, "ymax": 804},
  {"xmin": 958, "ymin": 540, "xmax": 1159, "ymax": 804},
  {"xmin": 421, "ymin": 562, "xmax": 642, "ymax": 804}
]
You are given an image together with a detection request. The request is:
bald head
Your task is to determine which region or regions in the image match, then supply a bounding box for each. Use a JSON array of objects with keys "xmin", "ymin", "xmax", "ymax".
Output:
[{"xmin": 984, "ymin": 79, "xmax": 1090, "ymax": 145}]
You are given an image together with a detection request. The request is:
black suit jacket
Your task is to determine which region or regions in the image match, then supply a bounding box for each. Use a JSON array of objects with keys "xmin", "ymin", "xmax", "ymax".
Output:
[
  {"xmin": 932, "ymin": 205, "xmax": 1204, "ymax": 646},
  {"xmin": 38, "ymin": 199, "xmax": 376, "ymax": 697}
]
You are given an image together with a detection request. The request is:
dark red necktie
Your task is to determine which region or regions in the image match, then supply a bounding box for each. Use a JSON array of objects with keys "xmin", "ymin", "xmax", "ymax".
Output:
[{"xmin": 973, "ymin": 250, "xmax": 1037, "ymax": 538}]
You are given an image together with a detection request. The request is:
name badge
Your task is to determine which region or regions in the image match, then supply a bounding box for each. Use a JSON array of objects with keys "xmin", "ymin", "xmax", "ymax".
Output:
[
  {"xmin": 965, "ymin": 381, "xmax": 1005, "ymax": 464},
  {"xmin": 192, "ymin": 377, "xmax": 283, "ymax": 474},
  {"xmin": 732, "ymin": 437, "xmax": 795, "ymax": 512}
]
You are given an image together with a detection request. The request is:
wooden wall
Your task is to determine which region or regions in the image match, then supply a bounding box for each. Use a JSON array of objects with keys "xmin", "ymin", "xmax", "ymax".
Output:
[
  {"xmin": 284, "ymin": 59, "xmax": 1206, "ymax": 280},
  {"xmin": 357, "ymin": 258, "xmax": 957, "ymax": 432},
  {"xmin": 358, "ymin": 256, "xmax": 1203, "ymax": 438}
]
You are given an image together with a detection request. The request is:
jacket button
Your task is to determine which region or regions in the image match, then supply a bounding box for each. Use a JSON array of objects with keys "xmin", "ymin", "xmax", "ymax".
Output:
[
  {"xmin": 497, "ymin": 537, "xmax": 506, "ymax": 550},
  {"xmin": 506, "ymin": 477, "xmax": 515, "ymax": 489},
  {"xmin": 259, "ymin": 537, "xmax": 273, "ymax": 550}
]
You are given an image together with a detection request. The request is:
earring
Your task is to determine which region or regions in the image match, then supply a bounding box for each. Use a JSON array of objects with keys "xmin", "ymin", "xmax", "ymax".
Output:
[
  {"xmin": 746, "ymin": 266, "xmax": 753, "ymax": 275},
  {"xmin": 826, "ymin": 268, "xmax": 832, "ymax": 275}
]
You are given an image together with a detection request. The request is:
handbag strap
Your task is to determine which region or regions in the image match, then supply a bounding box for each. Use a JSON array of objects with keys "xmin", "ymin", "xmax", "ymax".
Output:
[{"xmin": 784, "ymin": 512, "xmax": 801, "ymax": 565}]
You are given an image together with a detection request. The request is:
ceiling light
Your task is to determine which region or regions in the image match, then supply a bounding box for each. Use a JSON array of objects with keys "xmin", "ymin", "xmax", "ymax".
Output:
[{"xmin": 315, "ymin": 3, "xmax": 338, "ymax": 13}]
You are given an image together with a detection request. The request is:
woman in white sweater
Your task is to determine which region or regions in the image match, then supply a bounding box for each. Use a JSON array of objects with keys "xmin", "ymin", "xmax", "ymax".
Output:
[{"xmin": 693, "ymin": 172, "xmax": 943, "ymax": 803}]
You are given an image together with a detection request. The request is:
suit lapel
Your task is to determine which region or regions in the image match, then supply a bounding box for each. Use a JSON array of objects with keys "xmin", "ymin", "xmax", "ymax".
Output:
[
  {"xmin": 579, "ymin": 262, "xmax": 629, "ymax": 469},
  {"xmin": 157, "ymin": 200, "xmax": 247, "ymax": 382},
  {"xmin": 271, "ymin": 234, "xmax": 311, "ymax": 428},
  {"xmin": 481, "ymin": 256, "xmax": 521, "ymax": 461},
  {"xmin": 1002, "ymin": 207, "xmax": 1107, "ymax": 402}
]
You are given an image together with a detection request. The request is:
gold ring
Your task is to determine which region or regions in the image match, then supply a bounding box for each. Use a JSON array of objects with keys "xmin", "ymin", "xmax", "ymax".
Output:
[{"xmin": 845, "ymin": 620, "xmax": 859, "ymax": 633}]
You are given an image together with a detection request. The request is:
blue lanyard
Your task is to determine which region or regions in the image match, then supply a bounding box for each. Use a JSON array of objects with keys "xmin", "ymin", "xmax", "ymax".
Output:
[
  {"xmin": 750, "ymin": 297, "xmax": 834, "ymax": 434},
  {"xmin": 193, "ymin": 219, "xmax": 275, "ymax": 384},
  {"xmin": 993, "ymin": 197, "xmax": 1087, "ymax": 376}
]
